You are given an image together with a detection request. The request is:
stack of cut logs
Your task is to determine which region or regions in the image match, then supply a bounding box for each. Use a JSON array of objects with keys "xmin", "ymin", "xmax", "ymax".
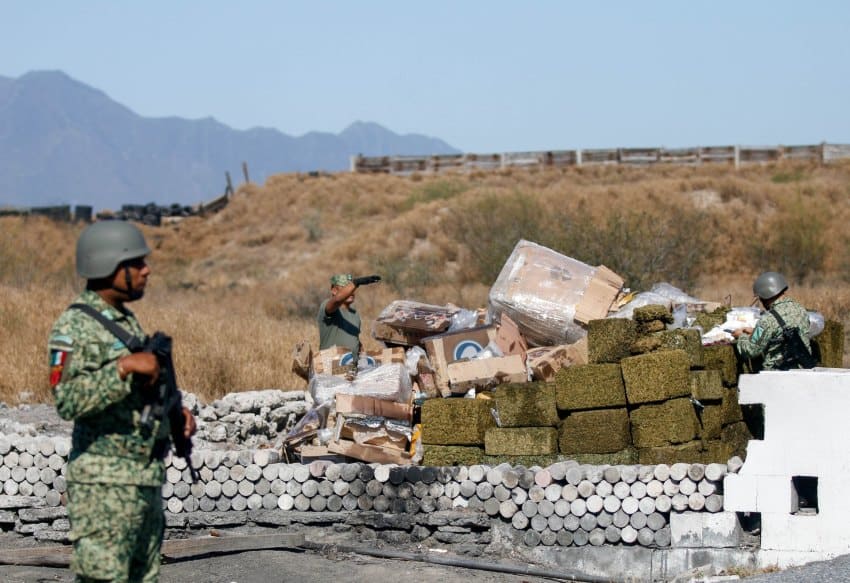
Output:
[{"xmin": 1, "ymin": 430, "xmax": 738, "ymax": 548}]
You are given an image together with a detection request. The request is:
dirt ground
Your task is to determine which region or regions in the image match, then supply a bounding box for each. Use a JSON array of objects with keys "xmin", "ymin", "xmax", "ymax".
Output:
[{"xmin": 0, "ymin": 547, "xmax": 555, "ymax": 583}]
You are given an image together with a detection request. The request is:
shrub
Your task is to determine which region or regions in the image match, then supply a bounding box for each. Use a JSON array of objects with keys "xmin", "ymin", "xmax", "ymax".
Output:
[
  {"xmin": 748, "ymin": 196, "xmax": 827, "ymax": 282},
  {"xmin": 444, "ymin": 191, "xmax": 552, "ymax": 284},
  {"xmin": 402, "ymin": 180, "xmax": 468, "ymax": 211},
  {"xmin": 301, "ymin": 210, "xmax": 323, "ymax": 242},
  {"xmin": 369, "ymin": 254, "xmax": 439, "ymax": 296},
  {"xmin": 550, "ymin": 206, "xmax": 715, "ymax": 291}
]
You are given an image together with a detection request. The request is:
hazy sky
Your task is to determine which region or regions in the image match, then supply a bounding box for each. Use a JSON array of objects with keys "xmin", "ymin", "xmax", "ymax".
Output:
[{"xmin": 3, "ymin": 1, "xmax": 849, "ymax": 152}]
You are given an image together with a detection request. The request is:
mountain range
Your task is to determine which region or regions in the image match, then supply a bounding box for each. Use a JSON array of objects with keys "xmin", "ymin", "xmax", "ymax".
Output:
[{"xmin": 0, "ymin": 71, "xmax": 460, "ymax": 210}]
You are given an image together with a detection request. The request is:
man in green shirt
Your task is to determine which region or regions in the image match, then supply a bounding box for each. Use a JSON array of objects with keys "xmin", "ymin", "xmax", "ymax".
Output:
[{"xmin": 317, "ymin": 273, "xmax": 363, "ymax": 366}]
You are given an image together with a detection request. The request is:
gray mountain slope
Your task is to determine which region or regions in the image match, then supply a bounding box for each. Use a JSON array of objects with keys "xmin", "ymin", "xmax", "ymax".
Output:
[{"xmin": 0, "ymin": 71, "xmax": 459, "ymax": 210}]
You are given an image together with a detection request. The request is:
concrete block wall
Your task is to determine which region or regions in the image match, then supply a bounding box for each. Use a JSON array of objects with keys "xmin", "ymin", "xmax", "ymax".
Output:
[{"xmin": 723, "ymin": 368, "xmax": 850, "ymax": 561}]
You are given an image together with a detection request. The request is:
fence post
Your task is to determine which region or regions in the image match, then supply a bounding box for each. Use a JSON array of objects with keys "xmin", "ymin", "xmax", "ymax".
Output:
[
  {"xmin": 225, "ymin": 172, "xmax": 234, "ymax": 197},
  {"xmin": 733, "ymin": 146, "xmax": 740, "ymax": 169},
  {"xmin": 575, "ymin": 149, "xmax": 583, "ymax": 167},
  {"xmin": 242, "ymin": 162, "xmax": 251, "ymax": 184}
]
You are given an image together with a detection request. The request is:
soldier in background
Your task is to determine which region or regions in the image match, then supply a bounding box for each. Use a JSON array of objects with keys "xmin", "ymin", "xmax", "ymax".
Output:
[
  {"xmin": 732, "ymin": 271, "xmax": 812, "ymax": 371},
  {"xmin": 317, "ymin": 273, "xmax": 363, "ymax": 365},
  {"xmin": 48, "ymin": 220, "xmax": 195, "ymax": 582}
]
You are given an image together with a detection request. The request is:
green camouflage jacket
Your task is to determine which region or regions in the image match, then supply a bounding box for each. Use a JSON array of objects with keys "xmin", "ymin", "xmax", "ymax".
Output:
[
  {"xmin": 736, "ymin": 296, "xmax": 812, "ymax": 371},
  {"xmin": 48, "ymin": 290, "xmax": 168, "ymax": 486}
]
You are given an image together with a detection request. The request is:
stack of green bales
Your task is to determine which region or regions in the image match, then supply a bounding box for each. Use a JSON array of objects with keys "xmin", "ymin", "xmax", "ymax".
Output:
[
  {"xmin": 421, "ymin": 304, "xmax": 845, "ymax": 466},
  {"xmin": 573, "ymin": 304, "xmax": 753, "ymax": 464},
  {"xmin": 421, "ymin": 398, "xmax": 495, "ymax": 466}
]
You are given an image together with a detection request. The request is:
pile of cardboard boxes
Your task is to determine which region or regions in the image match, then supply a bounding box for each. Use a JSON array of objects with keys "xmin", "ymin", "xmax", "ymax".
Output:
[{"xmin": 289, "ymin": 240, "xmax": 844, "ymax": 467}]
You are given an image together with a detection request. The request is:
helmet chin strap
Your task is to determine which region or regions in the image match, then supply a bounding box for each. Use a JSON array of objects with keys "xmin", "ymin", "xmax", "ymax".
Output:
[{"xmin": 112, "ymin": 265, "xmax": 144, "ymax": 301}]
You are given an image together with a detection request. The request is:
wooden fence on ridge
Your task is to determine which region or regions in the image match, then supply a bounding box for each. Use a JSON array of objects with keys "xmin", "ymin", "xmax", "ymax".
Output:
[{"xmin": 351, "ymin": 143, "xmax": 850, "ymax": 175}]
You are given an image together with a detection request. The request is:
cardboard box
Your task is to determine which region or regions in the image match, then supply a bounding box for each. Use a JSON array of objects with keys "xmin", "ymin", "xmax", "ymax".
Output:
[
  {"xmin": 330, "ymin": 346, "xmax": 405, "ymax": 375},
  {"xmin": 423, "ymin": 326, "xmax": 498, "ymax": 396},
  {"xmin": 291, "ymin": 340, "xmax": 313, "ymax": 380},
  {"xmin": 494, "ymin": 313, "xmax": 528, "ymax": 358},
  {"xmin": 526, "ymin": 338, "xmax": 587, "ymax": 381},
  {"xmin": 447, "ymin": 354, "xmax": 527, "ymax": 393},
  {"xmin": 312, "ymin": 346, "xmax": 349, "ymax": 376},
  {"xmin": 339, "ymin": 423, "xmax": 409, "ymax": 449},
  {"xmin": 327, "ymin": 439, "xmax": 413, "ymax": 465},
  {"xmin": 314, "ymin": 346, "xmax": 405, "ymax": 376},
  {"xmin": 574, "ymin": 265, "xmax": 625, "ymax": 324},
  {"xmin": 489, "ymin": 240, "xmax": 624, "ymax": 345},
  {"xmin": 335, "ymin": 393, "xmax": 413, "ymax": 420}
]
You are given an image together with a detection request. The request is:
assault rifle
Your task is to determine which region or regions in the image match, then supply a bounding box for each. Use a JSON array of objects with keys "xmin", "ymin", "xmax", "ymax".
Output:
[
  {"xmin": 769, "ymin": 309, "xmax": 818, "ymax": 370},
  {"xmin": 352, "ymin": 274, "xmax": 381, "ymax": 286},
  {"xmin": 69, "ymin": 304, "xmax": 199, "ymax": 482},
  {"xmin": 140, "ymin": 332, "xmax": 200, "ymax": 482}
]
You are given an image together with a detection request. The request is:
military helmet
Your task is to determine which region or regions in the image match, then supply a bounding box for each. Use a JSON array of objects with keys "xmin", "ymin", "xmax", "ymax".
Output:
[
  {"xmin": 753, "ymin": 271, "xmax": 788, "ymax": 300},
  {"xmin": 76, "ymin": 220, "xmax": 151, "ymax": 279}
]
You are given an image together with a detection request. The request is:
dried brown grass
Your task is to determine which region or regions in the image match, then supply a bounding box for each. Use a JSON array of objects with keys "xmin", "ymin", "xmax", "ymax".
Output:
[{"xmin": 2, "ymin": 160, "xmax": 849, "ymax": 404}]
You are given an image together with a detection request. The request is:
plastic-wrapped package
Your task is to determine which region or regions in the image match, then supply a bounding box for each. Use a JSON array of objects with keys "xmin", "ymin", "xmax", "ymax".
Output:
[
  {"xmin": 649, "ymin": 282, "xmax": 703, "ymax": 305},
  {"xmin": 808, "ymin": 311, "xmax": 825, "ymax": 338},
  {"xmin": 701, "ymin": 307, "xmax": 761, "ymax": 345},
  {"xmin": 404, "ymin": 345, "xmax": 427, "ymax": 377},
  {"xmin": 374, "ymin": 300, "xmax": 458, "ymax": 332},
  {"xmin": 447, "ymin": 308, "xmax": 480, "ymax": 332},
  {"xmin": 489, "ymin": 240, "xmax": 624, "ymax": 346},
  {"xmin": 471, "ymin": 340, "xmax": 504, "ymax": 360},
  {"xmin": 373, "ymin": 300, "xmax": 460, "ymax": 346},
  {"xmin": 282, "ymin": 402, "xmax": 331, "ymax": 445},
  {"xmin": 343, "ymin": 416, "xmax": 412, "ymax": 445},
  {"xmin": 611, "ymin": 291, "xmax": 672, "ymax": 320},
  {"xmin": 309, "ymin": 363, "xmax": 412, "ymax": 406},
  {"xmin": 702, "ymin": 307, "xmax": 826, "ymax": 344}
]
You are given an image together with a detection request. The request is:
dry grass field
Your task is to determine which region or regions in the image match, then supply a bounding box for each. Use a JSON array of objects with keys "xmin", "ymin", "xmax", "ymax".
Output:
[{"xmin": 2, "ymin": 161, "xmax": 849, "ymax": 405}]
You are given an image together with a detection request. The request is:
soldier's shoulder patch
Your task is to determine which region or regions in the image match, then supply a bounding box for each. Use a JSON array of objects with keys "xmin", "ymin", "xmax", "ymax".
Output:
[
  {"xmin": 49, "ymin": 348, "xmax": 72, "ymax": 388},
  {"xmin": 48, "ymin": 334, "xmax": 74, "ymax": 351}
]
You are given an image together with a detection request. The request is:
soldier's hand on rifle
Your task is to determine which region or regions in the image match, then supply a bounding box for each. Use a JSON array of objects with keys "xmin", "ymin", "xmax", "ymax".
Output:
[
  {"xmin": 181, "ymin": 407, "xmax": 197, "ymax": 439},
  {"xmin": 117, "ymin": 353, "xmax": 160, "ymax": 386}
]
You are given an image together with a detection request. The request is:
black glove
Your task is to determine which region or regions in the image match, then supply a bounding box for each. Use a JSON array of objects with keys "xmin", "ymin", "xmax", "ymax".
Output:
[{"xmin": 352, "ymin": 274, "xmax": 381, "ymax": 286}]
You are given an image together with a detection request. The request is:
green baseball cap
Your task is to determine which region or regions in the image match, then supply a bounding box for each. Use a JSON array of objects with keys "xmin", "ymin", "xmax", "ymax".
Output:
[{"xmin": 330, "ymin": 273, "xmax": 353, "ymax": 286}]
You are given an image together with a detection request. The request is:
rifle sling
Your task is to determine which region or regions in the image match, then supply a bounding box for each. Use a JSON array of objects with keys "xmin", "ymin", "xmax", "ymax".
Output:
[{"xmin": 69, "ymin": 303, "xmax": 146, "ymax": 352}]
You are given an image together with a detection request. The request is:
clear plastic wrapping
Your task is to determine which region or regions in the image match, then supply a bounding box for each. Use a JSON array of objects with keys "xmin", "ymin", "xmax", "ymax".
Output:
[
  {"xmin": 808, "ymin": 311, "xmax": 825, "ymax": 338},
  {"xmin": 308, "ymin": 363, "xmax": 412, "ymax": 406},
  {"xmin": 404, "ymin": 346, "xmax": 427, "ymax": 377},
  {"xmin": 488, "ymin": 240, "xmax": 600, "ymax": 346},
  {"xmin": 374, "ymin": 300, "xmax": 458, "ymax": 332},
  {"xmin": 447, "ymin": 308, "xmax": 480, "ymax": 332},
  {"xmin": 611, "ymin": 291, "xmax": 672, "ymax": 320}
]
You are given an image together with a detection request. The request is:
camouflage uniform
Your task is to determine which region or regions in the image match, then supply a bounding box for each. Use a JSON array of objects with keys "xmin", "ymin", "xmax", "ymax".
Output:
[
  {"xmin": 736, "ymin": 297, "xmax": 811, "ymax": 371},
  {"xmin": 49, "ymin": 289, "xmax": 169, "ymax": 582}
]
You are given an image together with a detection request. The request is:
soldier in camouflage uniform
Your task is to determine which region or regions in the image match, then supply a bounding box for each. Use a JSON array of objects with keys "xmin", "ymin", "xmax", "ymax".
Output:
[
  {"xmin": 732, "ymin": 271, "xmax": 812, "ymax": 371},
  {"xmin": 317, "ymin": 273, "xmax": 363, "ymax": 364},
  {"xmin": 48, "ymin": 220, "xmax": 196, "ymax": 582}
]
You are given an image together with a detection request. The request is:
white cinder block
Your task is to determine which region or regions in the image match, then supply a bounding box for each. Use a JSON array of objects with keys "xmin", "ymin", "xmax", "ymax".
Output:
[
  {"xmin": 757, "ymin": 475, "xmax": 792, "ymax": 513},
  {"xmin": 762, "ymin": 513, "xmax": 823, "ymax": 552},
  {"xmin": 703, "ymin": 512, "xmax": 744, "ymax": 548},
  {"xmin": 670, "ymin": 512, "xmax": 702, "ymax": 547},
  {"xmin": 670, "ymin": 511, "xmax": 742, "ymax": 548},
  {"xmin": 736, "ymin": 370, "xmax": 850, "ymax": 556},
  {"xmin": 739, "ymin": 440, "xmax": 783, "ymax": 475},
  {"xmin": 722, "ymin": 474, "xmax": 757, "ymax": 512}
]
